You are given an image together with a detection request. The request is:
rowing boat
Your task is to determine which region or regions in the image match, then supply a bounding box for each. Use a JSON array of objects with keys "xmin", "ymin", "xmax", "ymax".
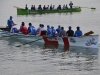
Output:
[
  {"xmin": 17, "ymin": 7, "xmax": 81, "ymax": 15},
  {"xmin": 0, "ymin": 30, "xmax": 98, "ymax": 48}
]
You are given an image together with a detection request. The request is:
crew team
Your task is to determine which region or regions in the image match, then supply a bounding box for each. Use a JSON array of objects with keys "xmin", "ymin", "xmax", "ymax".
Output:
[{"xmin": 7, "ymin": 16, "xmax": 82, "ymax": 37}]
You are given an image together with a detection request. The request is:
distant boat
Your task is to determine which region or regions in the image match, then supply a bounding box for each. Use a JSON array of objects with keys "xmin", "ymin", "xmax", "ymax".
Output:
[{"xmin": 16, "ymin": 7, "xmax": 81, "ymax": 15}]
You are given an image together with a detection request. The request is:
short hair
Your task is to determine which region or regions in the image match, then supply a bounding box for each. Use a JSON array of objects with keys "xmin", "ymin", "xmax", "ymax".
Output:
[
  {"xmin": 61, "ymin": 27, "xmax": 64, "ymax": 30},
  {"xmin": 77, "ymin": 26, "xmax": 80, "ymax": 30}
]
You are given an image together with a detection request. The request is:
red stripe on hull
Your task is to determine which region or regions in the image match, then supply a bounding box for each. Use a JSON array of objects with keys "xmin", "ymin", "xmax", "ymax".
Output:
[
  {"xmin": 43, "ymin": 36, "xmax": 58, "ymax": 45},
  {"xmin": 62, "ymin": 37, "xmax": 69, "ymax": 47}
]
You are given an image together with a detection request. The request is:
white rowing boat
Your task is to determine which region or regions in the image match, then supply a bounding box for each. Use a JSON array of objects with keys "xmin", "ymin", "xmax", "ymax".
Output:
[{"xmin": 0, "ymin": 31, "xmax": 99, "ymax": 48}]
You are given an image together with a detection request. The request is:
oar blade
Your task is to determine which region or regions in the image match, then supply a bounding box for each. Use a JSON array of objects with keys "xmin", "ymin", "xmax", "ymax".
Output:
[{"xmin": 91, "ymin": 7, "xmax": 96, "ymax": 9}]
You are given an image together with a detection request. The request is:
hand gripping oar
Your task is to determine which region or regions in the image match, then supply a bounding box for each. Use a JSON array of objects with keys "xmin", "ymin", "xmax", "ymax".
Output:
[{"xmin": 16, "ymin": 38, "xmax": 43, "ymax": 47}]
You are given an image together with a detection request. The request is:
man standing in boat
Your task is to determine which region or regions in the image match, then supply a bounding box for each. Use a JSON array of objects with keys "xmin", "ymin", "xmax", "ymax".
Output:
[
  {"xmin": 7, "ymin": 16, "xmax": 15, "ymax": 31},
  {"xmin": 69, "ymin": 1, "xmax": 73, "ymax": 9}
]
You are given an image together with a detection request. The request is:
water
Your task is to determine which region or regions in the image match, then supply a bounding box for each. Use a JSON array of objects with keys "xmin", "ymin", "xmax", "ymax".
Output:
[{"xmin": 0, "ymin": 0, "xmax": 100, "ymax": 75}]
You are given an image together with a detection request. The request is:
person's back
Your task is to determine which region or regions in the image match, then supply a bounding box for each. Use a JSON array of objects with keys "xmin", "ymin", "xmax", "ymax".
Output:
[
  {"xmin": 50, "ymin": 4, "xmax": 52, "ymax": 10},
  {"xmin": 20, "ymin": 22, "xmax": 28, "ymax": 34},
  {"xmin": 50, "ymin": 26, "xmax": 56, "ymax": 37},
  {"xmin": 74, "ymin": 26, "xmax": 82, "ymax": 37},
  {"xmin": 31, "ymin": 5, "xmax": 34, "ymax": 10},
  {"xmin": 66, "ymin": 26, "xmax": 74, "ymax": 37},
  {"xmin": 28, "ymin": 23, "xmax": 36, "ymax": 35},
  {"xmin": 38, "ymin": 5, "xmax": 42, "ymax": 10},
  {"xmin": 56, "ymin": 25, "xmax": 61, "ymax": 35},
  {"xmin": 10, "ymin": 25, "xmax": 19, "ymax": 33},
  {"xmin": 36, "ymin": 24, "xmax": 42, "ymax": 34},
  {"xmin": 43, "ymin": 5, "xmax": 46, "ymax": 10},
  {"xmin": 47, "ymin": 25, "xmax": 51, "ymax": 35},
  {"xmin": 59, "ymin": 27, "xmax": 66, "ymax": 37},
  {"xmin": 25, "ymin": 4, "xmax": 28, "ymax": 10},
  {"xmin": 39, "ymin": 24, "xmax": 47, "ymax": 36}
]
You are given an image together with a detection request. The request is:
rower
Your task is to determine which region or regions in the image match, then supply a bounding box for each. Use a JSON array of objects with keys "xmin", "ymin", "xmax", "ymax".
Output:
[
  {"xmin": 36, "ymin": 24, "xmax": 42, "ymax": 34},
  {"xmin": 25, "ymin": 4, "xmax": 28, "ymax": 10},
  {"xmin": 59, "ymin": 27, "xmax": 66, "ymax": 37},
  {"xmin": 10, "ymin": 24, "xmax": 19, "ymax": 33},
  {"xmin": 50, "ymin": 26, "xmax": 56, "ymax": 37},
  {"xmin": 31, "ymin": 5, "xmax": 36, "ymax": 10},
  {"xmin": 47, "ymin": 25, "xmax": 51, "ymax": 35},
  {"xmin": 56, "ymin": 25, "xmax": 61, "ymax": 36},
  {"xmin": 66, "ymin": 26, "xmax": 74, "ymax": 37},
  {"xmin": 39, "ymin": 24, "xmax": 47, "ymax": 36},
  {"xmin": 43, "ymin": 5, "xmax": 46, "ymax": 10},
  {"xmin": 38, "ymin": 5, "xmax": 42, "ymax": 10},
  {"xmin": 20, "ymin": 22, "xmax": 28, "ymax": 34},
  {"xmin": 28, "ymin": 23, "xmax": 36, "ymax": 35},
  {"xmin": 74, "ymin": 26, "xmax": 83, "ymax": 37}
]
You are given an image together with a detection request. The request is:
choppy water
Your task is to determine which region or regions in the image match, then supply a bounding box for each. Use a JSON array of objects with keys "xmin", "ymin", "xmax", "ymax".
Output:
[{"xmin": 0, "ymin": 0, "xmax": 100, "ymax": 75}]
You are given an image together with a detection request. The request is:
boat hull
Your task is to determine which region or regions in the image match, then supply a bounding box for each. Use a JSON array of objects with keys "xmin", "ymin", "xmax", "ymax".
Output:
[
  {"xmin": 0, "ymin": 32, "xmax": 98, "ymax": 48},
  {"xmin": 17, "ymin": 7, "xmax": 81, "ymax": 15}
]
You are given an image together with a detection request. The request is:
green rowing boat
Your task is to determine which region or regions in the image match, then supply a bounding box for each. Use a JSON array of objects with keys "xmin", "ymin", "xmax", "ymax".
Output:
[{"xmin": 17, "ymin": 7, "xmax": 81, "ymax": 15}]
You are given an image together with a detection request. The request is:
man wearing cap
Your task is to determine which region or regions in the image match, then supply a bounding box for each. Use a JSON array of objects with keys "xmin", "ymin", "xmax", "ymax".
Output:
[
  {"xmin": 7, "ymin": 16, "xmax": 15, "ymax": 31},
  {"xmin": 74, "ymin": 26, "xmax": 83, "ymax": 37},
  {"xmin": 66, "ymin": 26, "xmax": 74, "ymax": 37}
]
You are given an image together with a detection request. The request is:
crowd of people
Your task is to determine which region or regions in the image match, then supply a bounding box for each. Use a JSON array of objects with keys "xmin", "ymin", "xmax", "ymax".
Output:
[
  {"xmin": 25, "ymin": 1, "xmax": 73, "ymax": 10},
  {"xmin": 7, "ymin": 16, "xmax": 83, "ymax": 37}
]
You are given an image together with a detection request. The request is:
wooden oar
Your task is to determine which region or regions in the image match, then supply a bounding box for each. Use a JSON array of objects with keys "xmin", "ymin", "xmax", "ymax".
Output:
[
  {"xmin": 13, "ymin": 6, "xmax": 23, "ymax": 9},
  {"xmin": 84, "ymin": 31, "xmax": 94, "ymax": 36},
  {"xmin": 16, "ymin": 38, "xmax": 43, "ymax": 47}
]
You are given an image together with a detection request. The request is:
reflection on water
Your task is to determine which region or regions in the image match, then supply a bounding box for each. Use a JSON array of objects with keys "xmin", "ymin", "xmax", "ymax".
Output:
[{"xmin": 0, "ymin": 38, "xmax": 99, "ymax": 75}]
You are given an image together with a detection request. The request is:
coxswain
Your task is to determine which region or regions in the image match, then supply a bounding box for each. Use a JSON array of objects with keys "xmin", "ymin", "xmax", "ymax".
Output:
[{"xmin": 7, "ymin": 16, "xmax": 16, "ymax": 31}]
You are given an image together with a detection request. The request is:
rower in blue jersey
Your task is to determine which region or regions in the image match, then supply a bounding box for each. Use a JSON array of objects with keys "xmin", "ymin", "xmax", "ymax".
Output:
[
  {"xmin": 56, "ymin": 25, "xmax": 61, "ymax": 35},
  {"xmin": 50, "ymin": 26, "xmax": 56, "ymax": 37},
  {"xmin": 10, "ymin": 24, "xmax": 19, "ymax": 33},
  {"xmin": 28, "ymin": 23, "xmax": 36, "ymax": 35},
  {"xmin": 74, "ymin": 26, "xmax": 83, "ymax": 37},
  {"xmin": 36, "ymin": 24, "xmax": 42, "ymax": 34},
  {"xmin": 7, "ymin": 16, "xmax": 15, "ymax": 31},
  {"xmin": 47, "ymin": 25, "xmax": 51, "ymax": 35}
]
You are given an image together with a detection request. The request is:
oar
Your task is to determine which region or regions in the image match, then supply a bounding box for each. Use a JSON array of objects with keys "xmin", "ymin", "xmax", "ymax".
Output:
[
  {"xmin": 13, "ymin": 6, "xmax": 23, "ymax": 9},
  {"xmin": 84, "ymin": 31, "xmax": 94, "ymax": 36},
  {"xmin": 81, "ymin": 7, "xmax": 96, "ymax": 9},
  {"xmin": 73, "ymin": 6, "xmax": 96, "ymax": 9},
  {"xmin": 16, "ymin": 38, "xmax": 43, "ymax": 47}
]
